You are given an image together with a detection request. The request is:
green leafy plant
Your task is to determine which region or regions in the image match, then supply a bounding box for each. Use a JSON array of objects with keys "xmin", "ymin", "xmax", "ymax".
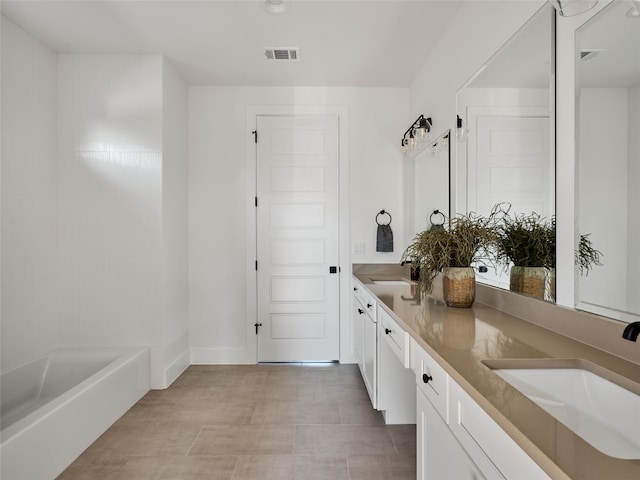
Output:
[
  {"xmin": 402, "ymin": 211, "xmax": 497, "ymax": 293},
  {"xmin": 494, "ymin": 205, "xmax": 555, "ymax": 269},
  {"xmin": 576, "ymin": 233, "xmax": 602, "ymax": 275}
]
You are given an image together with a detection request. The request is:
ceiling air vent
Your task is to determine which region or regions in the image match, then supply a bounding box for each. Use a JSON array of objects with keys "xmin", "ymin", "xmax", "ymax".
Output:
[
  {"xmin": 580, "ymin": 49, "xmax": 604, "ymax": 62},
  {"xmin": 264, "ymin": 48, "xmax": 299, "ymax": 61}
]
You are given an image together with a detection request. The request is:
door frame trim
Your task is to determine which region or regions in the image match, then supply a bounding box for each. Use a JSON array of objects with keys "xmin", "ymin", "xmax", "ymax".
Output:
[{"xmin": 245, "ymin": 105, "xmax": 350, "ymax": 364}]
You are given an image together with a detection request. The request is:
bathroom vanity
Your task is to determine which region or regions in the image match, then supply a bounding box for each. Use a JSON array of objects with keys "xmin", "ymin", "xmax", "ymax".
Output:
[{"xmin": 352, "ymin": 264, "xmax": 640, "ymax": 480}]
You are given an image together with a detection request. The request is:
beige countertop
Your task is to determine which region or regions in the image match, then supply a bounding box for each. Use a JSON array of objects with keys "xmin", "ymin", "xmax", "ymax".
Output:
[{"xmin": 353, "ymin": 268, "xmax": 640, "ymax": 480}]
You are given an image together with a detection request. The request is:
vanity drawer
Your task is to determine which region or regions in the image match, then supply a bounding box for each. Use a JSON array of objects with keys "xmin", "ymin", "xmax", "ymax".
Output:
[
  {"xmin": 358, "ymin": 287, "xmax": 377, "ymax": 319},
  {"xmin": 379, "ymin": 308, "xmax": 410, "ymax": 368},
  {"xmin": 411, "ymin": 337, "xmax": 448, "ymax": 423}
]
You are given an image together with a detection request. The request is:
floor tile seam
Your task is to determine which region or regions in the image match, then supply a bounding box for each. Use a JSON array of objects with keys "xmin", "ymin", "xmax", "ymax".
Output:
[
  {"xmin": 346, "ymin": 453, "xmax": 353, "ymax": 480},
  {"xmin": 184, "ymin": 424, "xmax": 206, "ymax": 456},
  {"xmin": 387, "ymin": 428, "xmax": 401, "ymax": 456},
  {"xmin": 229, "ymin": 454, "xmax": 241, "ymax": 480}
]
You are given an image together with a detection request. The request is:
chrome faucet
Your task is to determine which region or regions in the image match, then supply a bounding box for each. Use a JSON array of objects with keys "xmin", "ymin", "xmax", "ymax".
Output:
[{"xmin": 622, "ymin": 322, "xmax": 640, "ymax": 342}]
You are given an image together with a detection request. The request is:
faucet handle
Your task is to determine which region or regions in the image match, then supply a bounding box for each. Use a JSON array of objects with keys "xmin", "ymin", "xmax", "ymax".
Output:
[{"xmin": 622, "ymin": 321, "xmax": 640, "ymax": 342}]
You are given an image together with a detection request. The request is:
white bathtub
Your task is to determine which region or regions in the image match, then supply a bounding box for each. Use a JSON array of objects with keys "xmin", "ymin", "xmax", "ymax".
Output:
[{"xmin": 0, "ymin": 347, "xmax": 150, "ymax": 480}]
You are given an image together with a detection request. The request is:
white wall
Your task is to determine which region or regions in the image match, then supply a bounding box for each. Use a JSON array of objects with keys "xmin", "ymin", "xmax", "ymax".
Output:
[
  {"xmin": 160, "ymin": 59, "xmax": 190, "ymax": 384},
  {"xmin": 577, "ymin": 88, "xmax": 628, "ymax": 314},
  {"xmin": 407, "ymin": 0, "xmax": 545, "ymax": 239},
  {"xmin": 188, "ymin": 87, "xmax": 408, "ymax": 363},
  {"xmin": 57, "ymin": 54, "xmax": 164, "ymax": 373},
  {"xmin": 56, "ymin": 54, "xmax": 188, "ymax": 387},
  {"xmin": 1, "ymin": 17, "xmax": 58, "ymax": 372},
  {"xmin": 409, "ymin": 1, "xmax": 544, "ymax": 133}
]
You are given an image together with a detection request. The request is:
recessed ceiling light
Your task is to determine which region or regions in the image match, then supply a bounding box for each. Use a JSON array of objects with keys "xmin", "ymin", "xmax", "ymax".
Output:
[{"xmin": 262, "ymin": 0, "xmax": 291, "ymax": 15}]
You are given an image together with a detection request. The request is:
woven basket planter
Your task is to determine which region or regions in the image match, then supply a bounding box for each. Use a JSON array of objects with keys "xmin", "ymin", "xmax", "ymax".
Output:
[
  {"xmin": 442, "ymin": 267, "xmax": 476, "ymax": 308},
  {"xmin": 509, "ymin": 266, "xmax": 546, "ymax": 299},
  {"xmin": 443, "ymin": 307, "xmax": 476, "ymax": 349}
]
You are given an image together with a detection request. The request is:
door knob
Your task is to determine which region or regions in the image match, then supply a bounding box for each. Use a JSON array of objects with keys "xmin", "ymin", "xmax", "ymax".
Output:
[{"xmin": 422, "ymin": 373, "xmax": 433, "ymax": 384}]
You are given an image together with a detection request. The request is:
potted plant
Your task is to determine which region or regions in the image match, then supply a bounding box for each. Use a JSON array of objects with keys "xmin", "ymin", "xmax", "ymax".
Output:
[
  {"xmin": 493, "ymin": 207, "xmax": 555, "ymax": 300},
  {"xmin": 402, "ymin": 211, "xmax": 497, "ymax": 308}
]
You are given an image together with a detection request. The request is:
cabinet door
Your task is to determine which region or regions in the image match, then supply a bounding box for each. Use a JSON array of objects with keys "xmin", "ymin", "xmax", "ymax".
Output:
[
  {"xmin": 449, "ymin": 381, "xmax": 549, "ymax": 480},
  {"xmin": 362, "ymin": 315, "xmax": 377, "ymax": 409},
  {"xmin": 353, "ymin": 296, "xmax": 365, "ymax": 368},
  {"xmin": 418, "ymin": 389, "xmax": 494, "ymax": 480}
]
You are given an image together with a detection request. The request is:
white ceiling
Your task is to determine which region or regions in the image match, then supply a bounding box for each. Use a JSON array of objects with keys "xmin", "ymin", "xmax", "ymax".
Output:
[
  {"xmin": 466, "ymin": 4, "xmax": 552, "ymax": 89},
  {"xmin": 0, "ymin": 0, "xmax": 462, "ymax": 87},
  {"xmin": 577, "ymin": 0, "xmax": 640, "ymax": 88}
]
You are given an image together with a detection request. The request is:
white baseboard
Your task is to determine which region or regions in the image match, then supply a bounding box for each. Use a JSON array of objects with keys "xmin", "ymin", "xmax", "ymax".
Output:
[
  {"xmin": 340, "ymin": 350, "xmax": 357, "ymax": 364},
  {"xmin": 165, "ymin": 349, "xmax": 190, "ymax": 387},
  {"xmin": 190, "ymin": 347, "xmax": 254, "ymax": 365}
]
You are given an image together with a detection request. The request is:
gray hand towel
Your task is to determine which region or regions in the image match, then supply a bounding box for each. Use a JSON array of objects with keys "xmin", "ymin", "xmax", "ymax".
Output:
[{"xmin": 376, "ymin": 224, "xmax": 394, "ymax": 252}]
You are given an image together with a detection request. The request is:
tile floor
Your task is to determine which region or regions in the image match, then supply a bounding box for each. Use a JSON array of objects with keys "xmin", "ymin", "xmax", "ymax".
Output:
[{"xmin": 57, "ymin": 364, "xmax": 417, "ymax": 479}]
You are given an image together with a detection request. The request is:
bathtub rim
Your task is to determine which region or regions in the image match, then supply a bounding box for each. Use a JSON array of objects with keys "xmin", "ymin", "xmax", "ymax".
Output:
[{"xmin": 0, "ymin": 346, "xmax": 149, "ymax": 444}]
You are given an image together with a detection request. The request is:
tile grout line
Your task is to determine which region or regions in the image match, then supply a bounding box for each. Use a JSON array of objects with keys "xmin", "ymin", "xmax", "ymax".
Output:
[
  {"xmin": 388, "ymin": 427, "xmax": 401, "ymax": 456},
  {"xmin": 229, "ymin": 454, "xmax": 241, "ymax": 480},
  {"xmin": 184, "ymin": 424, "xmax": 205, "ymax": 456}
]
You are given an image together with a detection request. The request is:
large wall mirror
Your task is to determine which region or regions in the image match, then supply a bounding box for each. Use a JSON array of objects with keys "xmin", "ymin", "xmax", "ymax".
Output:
[
  {"xmin": 576, "ymin": 0, "xmax": 640, "ymax": 324},
  {"xmin": 413, "ymin": 130, "xmax": 451, "ymax": 235},
  {"xmin": 455, "ymin": 4, "xmax": 556, "ymax": 300}
]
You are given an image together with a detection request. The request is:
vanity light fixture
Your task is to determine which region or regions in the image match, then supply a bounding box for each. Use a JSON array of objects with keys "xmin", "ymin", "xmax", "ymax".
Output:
[
  {"xmin": 401, "ymin": 115, "xmax": 432, "ymax": 154},
  {"xmin": 551, "ymin": 0, "xmax": 598, "ymax": 17},
  {"xmin": 456, "ymin": 115, "xmax": 468, "ymax": 142},
  {"xmin": 427, "ymin": 133, "xmax": 449, "ymax": 157}
]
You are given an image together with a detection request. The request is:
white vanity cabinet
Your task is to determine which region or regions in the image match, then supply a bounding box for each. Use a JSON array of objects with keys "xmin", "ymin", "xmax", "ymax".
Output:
[
  {"xmin": 411, "ymin": 338, "xmax": 549, "ymax": 480},
  {"xmin": 352, "ymin": 281, "xmax": 365, "ymax": 367},
  {"xmin": 448, "ymin": 380, "xmax": 550, "ymax": 480},
  {"xmin": 351, "ymin": 278, "xmax": 415, "ymax": 421},
  {"xmin": 377, "ymin": 307, "xmax": 416, "ymax": 424},
  {"xmin": 417, "ymin": 387, "xmax": 489, "ymax": 479},
  {"xmin": 352, "ymin": 279, "xmax": 377, "ymax": 408}
]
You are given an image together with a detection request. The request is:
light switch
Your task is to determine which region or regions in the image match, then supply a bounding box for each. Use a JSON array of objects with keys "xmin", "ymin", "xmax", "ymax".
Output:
[{"xmin": 353, "ymin": 241, "xmax": 365, "ymax": 255}]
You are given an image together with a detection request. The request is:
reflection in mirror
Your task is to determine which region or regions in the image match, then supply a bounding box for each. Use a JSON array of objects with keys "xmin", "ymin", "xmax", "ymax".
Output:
[
  {"xmin": 576, "ymin": 0, "xmax": 640, "ymax": 324},
  {"xmin": 455, "ymin": 4, "xmax": 555, "ymax": 300},
  {"xmin": 413, "ymin": 130, "xmax": 450, "ymax": 234}
]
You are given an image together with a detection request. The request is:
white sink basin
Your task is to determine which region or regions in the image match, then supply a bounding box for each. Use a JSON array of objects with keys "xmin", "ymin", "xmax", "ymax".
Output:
[
  {"xmin": 372, "ymin": 280, "xmax": 412, "ymax": 285},
  {"xmin": 492, "ymin": 364, "xmax": 640, "ymax": 459}
]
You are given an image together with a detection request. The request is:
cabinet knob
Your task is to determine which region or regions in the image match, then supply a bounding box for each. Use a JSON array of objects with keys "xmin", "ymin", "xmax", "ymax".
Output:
[
  {"xmin": 385, "ymin": 328, "xmax": 392, "ymax": 335},
  {"xmin": 367, "ymin": 303, "xmax": 373, "ymax": 308},
  {"xmin": 422, "ymin": 373, "xmax": 433, "ymax": 384},
  {"xmin": 358, "ymin": 308, "xmax": 364, "ymax": 314},
  {"xmin": 353, "ymin": 287, "xmax": 358, "ymax": 291}
]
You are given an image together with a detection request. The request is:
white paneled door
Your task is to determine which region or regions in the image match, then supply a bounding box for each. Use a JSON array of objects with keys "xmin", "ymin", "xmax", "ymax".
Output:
[
  {"xmin": 256, "ymin": 115, "xmax": 340, "ymax": 362},
  {"xmin": 468, "ymin": 106, "xmax": 551, "ymax": 218}
]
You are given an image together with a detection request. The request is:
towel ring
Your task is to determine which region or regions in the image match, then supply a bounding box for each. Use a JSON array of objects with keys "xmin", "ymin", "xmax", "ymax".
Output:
[
  {"xmin": 429, "ymin": 209, "xmax": 445, "ymax": 228},
  {"xmin": 376, "ymin": 210, "xmax": 392, "ymax": 226}
]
